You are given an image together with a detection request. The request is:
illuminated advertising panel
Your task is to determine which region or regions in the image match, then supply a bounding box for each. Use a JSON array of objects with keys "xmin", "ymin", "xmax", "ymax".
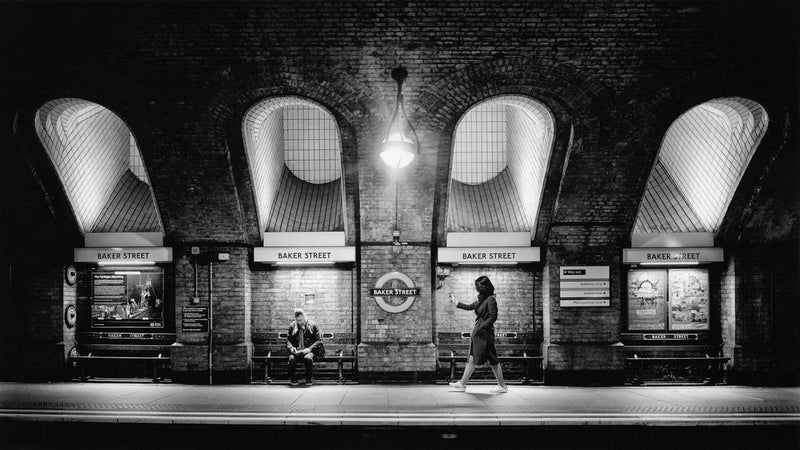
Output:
[
  {"xmin": 668, "ymin": 268, "xmax": 710, "ymax": 331},
  {"xmin": 626, "ymin": 268, "xmax": 711, "ymax": 332},
  {"xmin": 92, "ymin": 269, "xmax": 164, "ymax": 329},
  {"xmin": 627, "ymin": 269, "xmax": 667, "ymax": 331}
]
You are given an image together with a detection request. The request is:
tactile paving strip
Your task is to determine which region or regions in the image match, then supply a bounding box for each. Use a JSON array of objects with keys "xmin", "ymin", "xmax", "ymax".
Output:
[{"xmin": 2, "ymin": 401, "xmax": 799, "ymax": 414}]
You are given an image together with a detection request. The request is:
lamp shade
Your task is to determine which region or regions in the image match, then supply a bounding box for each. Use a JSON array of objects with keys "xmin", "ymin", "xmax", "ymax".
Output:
[
  {"xmin": 380, "ymin": 131, "xmax": 416, "ymax": 168},
  {"xmin": 380, "ymin": 68, "xmax": 418, "ymax": 169}
]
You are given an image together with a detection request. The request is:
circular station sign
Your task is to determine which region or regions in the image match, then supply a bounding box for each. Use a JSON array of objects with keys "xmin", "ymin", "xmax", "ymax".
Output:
[{"xmin": 370, "ymin": 271, "xmax": 420, "ymax": 314}]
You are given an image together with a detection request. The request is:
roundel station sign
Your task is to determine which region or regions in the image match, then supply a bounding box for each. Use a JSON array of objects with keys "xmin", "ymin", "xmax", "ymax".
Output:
[{"xmin": 369, "ymin": 271, "xmax": 421, "ymax": 313}]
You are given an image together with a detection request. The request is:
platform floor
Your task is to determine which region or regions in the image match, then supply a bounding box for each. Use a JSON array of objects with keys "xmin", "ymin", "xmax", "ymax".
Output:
[{"xmin": 1, "ymin": 382, "xmax": 799, "ymax": 449}]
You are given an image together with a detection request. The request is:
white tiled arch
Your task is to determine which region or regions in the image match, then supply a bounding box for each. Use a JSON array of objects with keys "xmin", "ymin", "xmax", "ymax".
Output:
[
  {"xmin": 34, "ymin": 98, "xmax": 162, "ymax": 234},
  {"xmin": 242, "ymin": 96, "xmax": 344, "ymax": 233},
  {"xmin": 633, "ymin": 97, "xmax": 768, "ymax": 234},
  {"xmin": 447, "ymin": 95, "xmax": 555, "ymax": 236}
]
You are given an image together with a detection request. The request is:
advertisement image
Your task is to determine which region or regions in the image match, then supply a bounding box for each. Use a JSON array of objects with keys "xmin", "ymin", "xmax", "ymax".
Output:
[
  {"xmin": 627, "ymin": 269, "xmax": 667, "ymax": 331},
  {"xmin": 668, "ymin": 268, "xmax": 709, "ymax": 331},
  {"xmin": 92, "ymin": 269, "xmax": 164, "ymax": 329}
]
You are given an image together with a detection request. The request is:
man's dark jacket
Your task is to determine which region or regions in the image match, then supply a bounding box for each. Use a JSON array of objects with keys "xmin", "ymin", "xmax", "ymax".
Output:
[{"xmin": 286, "ymin": 320, "xmax": 323, "ymax": 356}]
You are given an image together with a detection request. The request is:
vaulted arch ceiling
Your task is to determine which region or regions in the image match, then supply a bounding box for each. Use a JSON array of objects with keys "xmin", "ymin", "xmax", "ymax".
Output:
[
  {"xmin": 633, "ymin": 97, "xmax": 768, "ymax": 235},
  {"xmin": 446, "ymin": 95, "xmax": 555, "ymax": 237},
  {"xmin": 34, "ymin": 98, "xmax": 163, "ymax": 234},
  {"xmin": 242, "ymin": 96, "xmax": 345, "ymax": 233}
]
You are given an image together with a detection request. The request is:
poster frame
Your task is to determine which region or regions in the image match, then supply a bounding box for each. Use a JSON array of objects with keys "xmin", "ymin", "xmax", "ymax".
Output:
[
  {"xmin": 90, "ymin": 267, "xmax": 166, "ymax": 330},
  {"xmin": 625, "ymin": 267, "xmax": 712, "ymax": 333},
  {"xmin": 626, "ymin": 268, "xmax": 668, "ymax": 331},
  {"xmin": 667, "ymin": 267, "xmax": 710, "ymax": 331}
]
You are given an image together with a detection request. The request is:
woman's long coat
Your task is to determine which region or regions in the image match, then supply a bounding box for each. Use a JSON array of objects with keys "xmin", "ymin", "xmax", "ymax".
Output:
[{"xmin": 457, "ymin": 295, "xmax": 499, "ymax": 365}]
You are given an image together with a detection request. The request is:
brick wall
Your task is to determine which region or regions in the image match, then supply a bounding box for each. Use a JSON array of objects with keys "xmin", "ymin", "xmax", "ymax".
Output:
[
  {"xmin": 730, "ymin": 245, "xmax": 800, "ymax": 384},
  {"xmin": 434, "ymin": 266, "xmax": 537, "ymax": 337},
  {"xmin": 719, "ymin": 256, "xmax": 736, "ymax": 365},
  {"xmin": 0, "ymin": 1, "xmax": 797, "ymax": 384},
  {"xmin": 359, "ymin": 245, "xmax": 436, "ymax": 373},
  {"xmin": 251, "ymin": 266, "xmax": 355, "ymax": 342},
  {"xmin": 8, "ymin": 260, "xmax": 75, "ymax": 379},
  {"xmin": 543, "ymin": 225, "xmax": 626, "ymax": 384},
  {"xmin": 173, "ymin": 246, "xmax": 251, "ymax": 378}
]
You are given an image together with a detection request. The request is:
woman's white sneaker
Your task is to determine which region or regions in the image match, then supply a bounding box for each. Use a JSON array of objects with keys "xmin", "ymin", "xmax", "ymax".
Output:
[
  {"xmin": 448, "ymin": 381, "xmax": 466, "ymax": 391},
  {"xmin": 490, "ymin": 385, "xmax": 508, "ymax": 394}
]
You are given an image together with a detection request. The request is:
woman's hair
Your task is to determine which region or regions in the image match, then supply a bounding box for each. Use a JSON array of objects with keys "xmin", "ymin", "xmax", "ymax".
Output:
[{"xmin": 474, "ymin": 275, "xmax": 495, "ymax": 296}]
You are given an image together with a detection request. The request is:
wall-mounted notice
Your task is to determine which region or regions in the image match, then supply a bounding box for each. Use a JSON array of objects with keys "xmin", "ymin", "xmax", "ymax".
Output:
[
  {"xmin": 182, "ymin": 306, "xmax": 209, "ymax": 333},
  {"xmin": 559, "ymin": 266, "xmax": 610, "ymax": 307},
  {"xmin": 627, "ymin": 269, "xmax": 667, "ymax": 330},
  {"xmin": 668, "ymin": 268, "xmax": 709, "ymax": 330},
  {"xmin": 92, "ymin": 269, "xmax": 164, "ymax": 329}
]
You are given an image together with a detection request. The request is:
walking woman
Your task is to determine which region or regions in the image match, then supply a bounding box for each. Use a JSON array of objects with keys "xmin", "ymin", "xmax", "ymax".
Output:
[{"xmin": 448, "ymin": 275, "xmax": 508, "ymax": 393}]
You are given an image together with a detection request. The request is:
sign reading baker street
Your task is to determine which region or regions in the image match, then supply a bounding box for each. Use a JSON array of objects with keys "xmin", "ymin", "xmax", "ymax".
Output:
[
  {"xmin": 75, "ymin": 247, "xmax": 173, "ymax": 263},
  {"xmin": 622, "ymin": 248, "xmax": 723, "ymax": 264},
  {"xmin": 644, "ymin": 333, "xmax": 699, "ymax": 340},
  {"xmin": 370, "ymin": 272, "xmax": 420, "ymax": 313},
  {"xmin": 254, "ymin": 246, "xmax": 355, "ymax": 264},
  {"xmin": 369, "ymin": 287, "xmax": 421, "ymax": 296},
  {"xmin": 437, "ymin": 247, "xmax": 539, "ymax": 264}
]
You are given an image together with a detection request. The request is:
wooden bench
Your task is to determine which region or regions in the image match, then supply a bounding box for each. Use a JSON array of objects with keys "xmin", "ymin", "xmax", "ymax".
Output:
[
  {"xmin": 437, "ymin": 332, "xmax": 543, "ymax": 384},
  {"xmin": 250, "ymin": 331, "xmax": 356, "ymax": 384},
  {"xmin": 624, "ymin": 345, "xmax": 729, "ymax": 385},
  {"xmin": 69, "ymin": 343, "xmax": 171, "ymax": 382}
]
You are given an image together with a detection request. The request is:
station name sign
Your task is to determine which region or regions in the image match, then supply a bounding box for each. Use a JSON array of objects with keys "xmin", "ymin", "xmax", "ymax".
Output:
[
  {"xmin": 74, "ymin": 247, "xmax": 173, "ymax": 263},
  {"xmin": 623, "ymin": 247, "xmax": 723, "ymax": 264},
  {"xmin": 254, "ymin": 246, "xmax": 355, "ymax": 264},
  {"xmin": 644, "ymin": 333, "xmax": 699, "ymax": 340},
  {"xmin": 437, "ymin": 247, "xmax": 540, "ymax": 264},
  {"xmin": 369, "ymin": 288, "xmax": 421, "ymax": 296}
]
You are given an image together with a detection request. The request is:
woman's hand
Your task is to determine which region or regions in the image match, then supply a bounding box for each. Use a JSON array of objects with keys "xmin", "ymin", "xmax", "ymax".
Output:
[{"xmin": 448, "ymin": 292, "xmax": 455, "ymax": 304}]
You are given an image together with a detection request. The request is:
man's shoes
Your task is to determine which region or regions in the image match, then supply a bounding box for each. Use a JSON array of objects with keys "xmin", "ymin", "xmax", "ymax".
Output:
[
  {"xmin": 290, "ymin": 380, "xmax": 299, "ymax": 386},
  {"xmin": 490, "ymin": 385, "xmax": 508, "ymax": 394},
  {"xmin": 306, "ymin": 379, "xmax": 313, "ymax": 386},
  {"xmin": 448, "ymin": 381, "xmax": 466, "ymax": 391}
]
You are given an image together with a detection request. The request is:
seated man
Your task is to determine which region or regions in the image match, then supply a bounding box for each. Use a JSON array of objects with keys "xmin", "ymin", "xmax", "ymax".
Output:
[{"xmin": 286, "ymin": 308, "xmax": 322, "ymax": 386}]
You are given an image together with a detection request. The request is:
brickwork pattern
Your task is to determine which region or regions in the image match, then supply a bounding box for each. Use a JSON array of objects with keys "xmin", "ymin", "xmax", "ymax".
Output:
[
  {"xmin": 545, "ymin": 227, "xmax": 625, "ymax": 344},
  {"xmin": 732, "ymin": 246, "xmax": 800, "ymax": 382},
  {"xmin": 719, "ymin": 255, "xmax": 736, "ymax": 364},
  {"xmin": 434, "ymin": 267, "xmax": 536, "ymax": 337},
  {"xmin": 250, "ymin": 266, "xmax": 355, "ymax": 343},
  {"xmin": 175, "ymin": 246, "xmax": 251, "ymax": 346},
  {"xmin": 360, "ymin": 246, "xmax": 432, "ymax": 344}
]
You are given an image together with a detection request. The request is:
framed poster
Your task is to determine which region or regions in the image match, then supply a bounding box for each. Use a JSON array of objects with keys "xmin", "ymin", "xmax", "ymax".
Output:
[
  {"xmin": 91, "ymin": 268, "xmax": 165, "ymax": 329},
  {"xmin": 627, "ymin": 269, "xmax": 667, "ymax": 331},
  {"xmin": 668, "ymin": 268, "xmax": 709, "ymax": 331}
]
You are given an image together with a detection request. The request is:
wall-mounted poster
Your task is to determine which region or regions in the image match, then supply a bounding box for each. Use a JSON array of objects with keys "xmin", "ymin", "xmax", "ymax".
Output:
[
  {"xmin": 627, "ymin": 269, "xmax": 667, "ymax": 331},
  {"xmin": 668, "ymin": 268, "xmax": 709, "ymax": 331},
  {"xmin": 92, "ymin": 269, "xmax": 164, "ymax": 329}
]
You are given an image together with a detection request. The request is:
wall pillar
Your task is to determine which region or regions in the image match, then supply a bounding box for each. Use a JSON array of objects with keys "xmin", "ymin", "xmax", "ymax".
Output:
[
  {"xmin": 542, "ymin": 225, "xmax": 626, "ymax": 385},
  {"xmin": 357, "ymin": 245, "xmax": 436, "ymax": 382},
  {"xmin": 172, "ymin": 246, "xmax": 252, "ymax": 384},
  {"xmin": 7, "ymin": 260, "xmax": 76, "ymax": 381}
]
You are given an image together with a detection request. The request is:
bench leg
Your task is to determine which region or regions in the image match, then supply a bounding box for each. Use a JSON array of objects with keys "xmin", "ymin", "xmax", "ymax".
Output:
[
  {"xmin": 77, "ymin": 362, "xmax": 89, "ymax": 382},
  {"xmin": 707, "ymin": 362, "xmax": 722, "ymax": 386},
  {"xmin": 338, "ymin": 360, "xmax": 344, "ymax": 383},
  {"xmin": 152, "ymin": 363, "xmax": 159, "ymax": 383},
  {"xmin": 523, "ymin": 360, "xmax": 532, "ymax": 385},
  {"xmin": 632, "ymin": 362, "xmax": 643, "ymax": 385},
  {"xmin": 449, "ymin": 361, "xmax": 456, "ymax": 383},
  {"xmin": 264, "ymin": 361, "xmax": 271, "ymax": 384}
]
